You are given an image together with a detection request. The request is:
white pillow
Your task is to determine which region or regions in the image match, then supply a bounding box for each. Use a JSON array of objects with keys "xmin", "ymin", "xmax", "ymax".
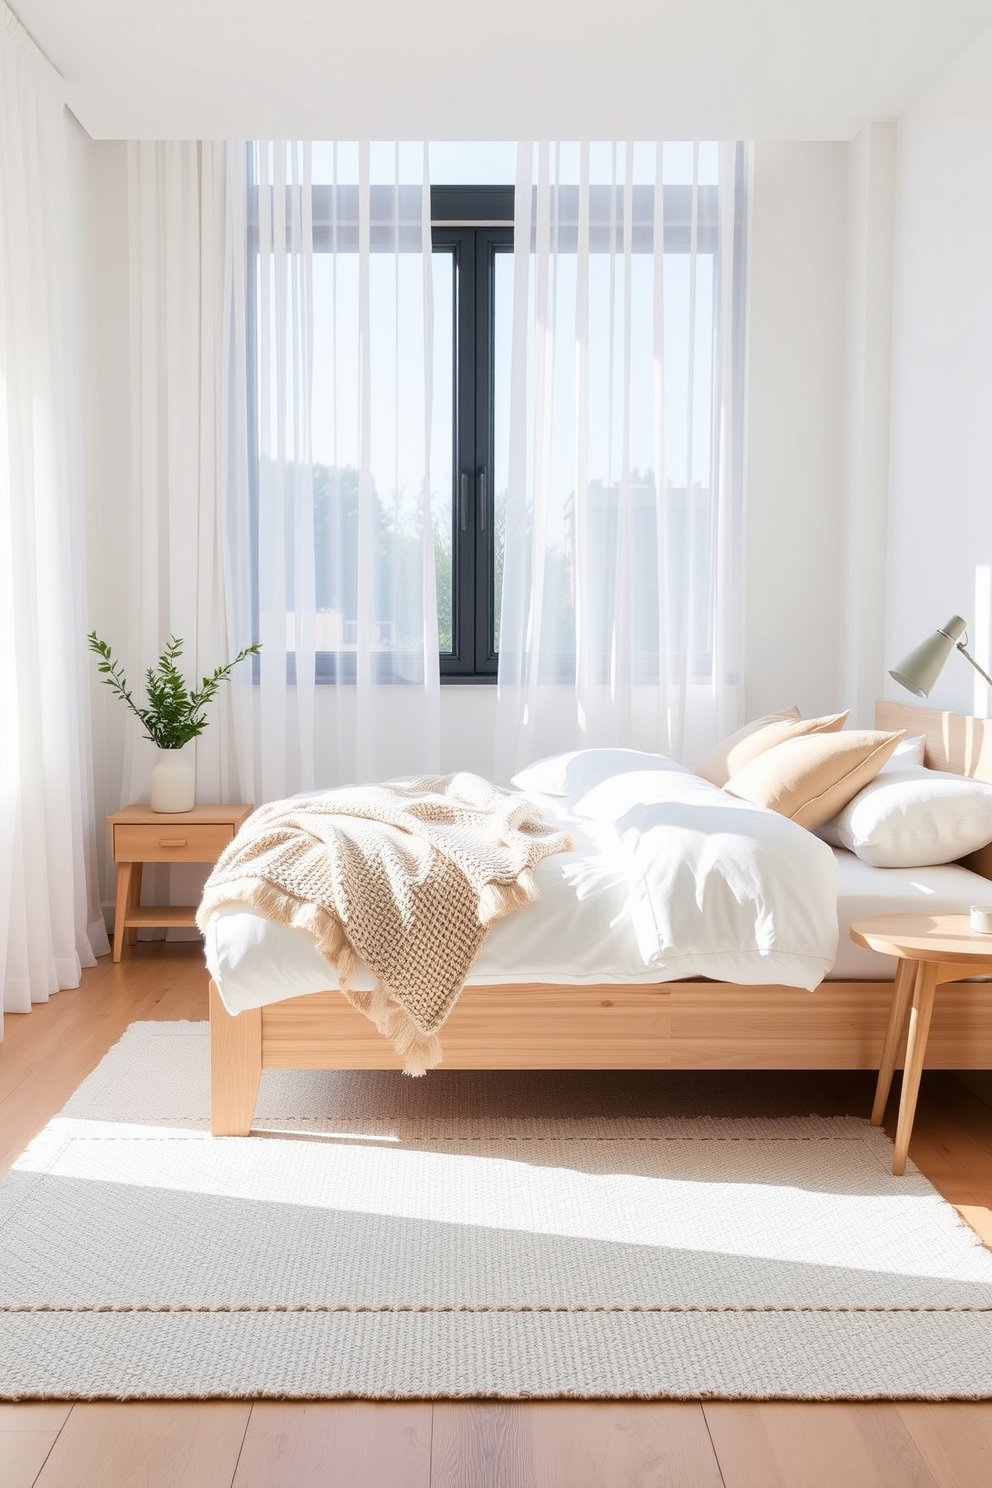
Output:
[
  {"xmin": 511, "ymin": 748, "xmax": 690, "ymax": 800},
  {"xmin": 818, "ymin": 760, "xmax": 992, "ymax": 867},
  {"xmin": 886, "ymin": 734, "xmax": 926, "ymax": 767}
]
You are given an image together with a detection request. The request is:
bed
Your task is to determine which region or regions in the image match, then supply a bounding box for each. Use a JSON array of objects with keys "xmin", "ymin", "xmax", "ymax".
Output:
[{"xmin": 206, "ymin": 701, "xmax": 992, "ymax": 1134}]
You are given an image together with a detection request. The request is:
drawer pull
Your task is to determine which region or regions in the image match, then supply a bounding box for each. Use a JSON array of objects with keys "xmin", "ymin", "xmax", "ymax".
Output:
[{"xmin": 158, "ymin": 838, "xmax": 188, "ymax": 848}]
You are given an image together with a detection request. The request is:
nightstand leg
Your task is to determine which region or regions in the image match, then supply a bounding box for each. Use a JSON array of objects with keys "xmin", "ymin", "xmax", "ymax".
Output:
[
  {"xmin": 892, "ymin": 960, "xmax": 938, "ymax": 1176},
  {"xmin": 127, "ymin": 863, "xmax": 143, "ymax": 946},
  {"xmin": 113, "ymin": 862, "xmax": 133, "ymax": 963},
  {"xmin": 871, "ymin": 957, "xmax": 916, "ymax": 1126}
]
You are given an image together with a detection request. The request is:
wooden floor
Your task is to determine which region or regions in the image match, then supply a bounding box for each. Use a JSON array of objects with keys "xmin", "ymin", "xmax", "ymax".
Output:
[{"xmin": 3, "ymin": 947, "xmax": 992, "ymax": 1487}]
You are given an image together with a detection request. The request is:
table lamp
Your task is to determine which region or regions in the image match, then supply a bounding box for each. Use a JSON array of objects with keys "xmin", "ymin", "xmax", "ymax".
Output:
[{"xmin": 889, "ymin": 615, "xmax": 992, "ymax": 697}]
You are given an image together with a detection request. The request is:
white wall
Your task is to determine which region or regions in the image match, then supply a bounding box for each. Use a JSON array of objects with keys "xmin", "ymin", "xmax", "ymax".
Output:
[
  {"xmin": 743, "ymin": 142, "xmax": 851, "ymax": 721},
  {"xmin": 841, "ymin": 123, "xmax": 897, "ymax": 728},
  {"xmin": 887, "ymin": 26, "xmax": 992, "ymax": 718},
  {"xmin": 886, "ymin": 24, "xmax": 992, "ymax": 1094}
]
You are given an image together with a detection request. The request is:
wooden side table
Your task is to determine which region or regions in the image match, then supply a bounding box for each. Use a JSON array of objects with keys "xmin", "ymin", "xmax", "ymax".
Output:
[
  {"xmin": 107, "ymin": 803, "xmax": 253, "ymax": 962},
  {"xmin": 850, "ymin": 914, "xmax": 992, "ymax": 1174}
]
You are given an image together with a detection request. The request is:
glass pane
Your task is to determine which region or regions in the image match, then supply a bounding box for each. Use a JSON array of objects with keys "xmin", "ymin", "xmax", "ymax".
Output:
[
  {"xmin": 311, "ymin": 252, "xmax": 360, "ymax": 654},
  {"xmin": 367, "ymin": 250, "xmax": 430, "ymax": 664},
  {"xmin": 429, "ymin": 142, "xmax": 516, "ymax": 185},
  {"xmin": 662, "ymin": 142, "xmax": 720, "ymax": 185},
  {"xmin": 309, "ymin": 142, "xmax": 428, "ymax": 187},
  {"xmin": 306, "ymin": 243, "xmax": 451, "ymax": 671},
  {"xmin": 492, "ymin": 248, "xmax": 514, "ymax": 654},
  {"xmin": 431, "ymin": 250, "xmax": 455, "ymax": 654},
  {"xmin": 662, "ymin": 251, "xmax": 716, "ymax": 670}
]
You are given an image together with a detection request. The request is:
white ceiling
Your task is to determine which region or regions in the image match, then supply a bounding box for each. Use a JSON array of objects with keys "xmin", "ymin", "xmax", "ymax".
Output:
[{"xmin": 14, "ymin": 0, "xmax": 992, "ymax": 141}]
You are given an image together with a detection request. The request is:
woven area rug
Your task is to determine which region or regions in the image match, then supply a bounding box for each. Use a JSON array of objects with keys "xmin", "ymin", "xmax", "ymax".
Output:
[{"xmin": 4, "ymin": 1021, "xmax": 992, "ymax": 1400}]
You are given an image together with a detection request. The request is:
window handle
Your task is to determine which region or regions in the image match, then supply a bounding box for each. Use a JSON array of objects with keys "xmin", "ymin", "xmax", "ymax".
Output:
[
  {"xmin": 478, "ymin": 468, "xmax": 487, "ymax": 531},
  {"xmin": 459, "ymin": 473, "xmax": 469, "ymax": 532}
]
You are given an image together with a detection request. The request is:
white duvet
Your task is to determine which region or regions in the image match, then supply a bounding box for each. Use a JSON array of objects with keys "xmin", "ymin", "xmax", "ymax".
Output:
[
  {"xmin": 568, "ymin": 757, "xmax": 839, "ymax": 984},
  {"xmin": 206, "ymin": 750, "xmax": 839, "ymax": 1014}
]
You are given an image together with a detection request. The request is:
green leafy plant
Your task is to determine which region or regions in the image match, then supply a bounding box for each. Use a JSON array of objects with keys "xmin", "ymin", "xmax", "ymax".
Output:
[{"xmin": 87, "ymin": 633, "xmax": 260, "ymax": 750}]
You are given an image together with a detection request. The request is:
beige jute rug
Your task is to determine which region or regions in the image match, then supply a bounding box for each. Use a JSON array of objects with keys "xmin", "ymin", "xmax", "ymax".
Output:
[{"xmin": 3, "ymin": 1021, "xmax": 992, "ymax": 1400}]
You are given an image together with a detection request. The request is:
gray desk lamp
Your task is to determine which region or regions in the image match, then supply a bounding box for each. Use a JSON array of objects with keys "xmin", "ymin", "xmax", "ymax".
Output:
[{"xmin": 889, "ymin": 615, "xmax": 992, "ymax": 697}]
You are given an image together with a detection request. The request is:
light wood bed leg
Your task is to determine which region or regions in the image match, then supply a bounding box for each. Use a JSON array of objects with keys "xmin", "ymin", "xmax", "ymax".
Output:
[{"xmin": 209, "ymin": 981, "xmax": 262, "ymax": 1136}]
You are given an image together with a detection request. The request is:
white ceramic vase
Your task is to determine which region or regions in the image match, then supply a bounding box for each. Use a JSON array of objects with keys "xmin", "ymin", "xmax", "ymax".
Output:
[{"xmin": 149, "ymin": 748, "xmax": 195, "ymax": 813}]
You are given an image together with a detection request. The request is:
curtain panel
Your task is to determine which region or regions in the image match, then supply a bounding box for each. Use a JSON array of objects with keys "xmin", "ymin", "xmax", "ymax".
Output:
[
  {"xmin": 124, "ymin": 141, "xmax": 441, "ymax": 813},
  {"xmin": 0, "ymin": 3, "xmax": 108, "ymax": 1028},
  {"xmin": 496, "ymin": 142, "xmax": 749, "ymax": 776},
  {"xmin": 228, "ymin": 141, "xmax": 441, "ymax": 799},
  {"xmin": 124, "ymin": 141, "xmax": 246, "ymax": 811}
]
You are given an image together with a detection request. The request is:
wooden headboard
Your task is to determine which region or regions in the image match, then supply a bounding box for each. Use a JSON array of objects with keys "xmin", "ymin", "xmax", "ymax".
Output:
[{"xmin": 875, "ymin": 700, "xmax": 992, "ymax": 880}]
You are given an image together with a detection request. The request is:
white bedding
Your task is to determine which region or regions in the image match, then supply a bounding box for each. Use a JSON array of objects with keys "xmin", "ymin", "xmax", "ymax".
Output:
[
  {"xmin": 206, "ymin": 755, "xmax": 847, "ymax": 1015},
  {"xmin": 204, "ymin": 753, "xmax": 992, "ymax": 1017},
  {"xmin": 833, "ymin": 852, "xmax": 992, "ymax": 978}
]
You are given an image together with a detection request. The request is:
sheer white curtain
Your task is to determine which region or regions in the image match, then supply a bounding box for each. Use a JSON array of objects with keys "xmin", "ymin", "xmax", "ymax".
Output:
[
  {"xmin": 124, "ymin": 142, "xmax": 247, "ymax": 811},
  {"xmin": 123, "ymin": 141, "xmax": 440, "ymax": 833},
  {"xmin": 0, "ymin": 4, "xmax": 108, "ymax": 1030},
  {"xmin": 224, "ymin": 142, "xmax": 440, "ymax": 801},
  {"xmin": 496, "ymin": 142, "xmax": 748, "ymax": 776}
]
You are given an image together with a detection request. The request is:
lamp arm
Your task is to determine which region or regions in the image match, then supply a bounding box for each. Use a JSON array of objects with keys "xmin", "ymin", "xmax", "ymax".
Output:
[{"xmin": 956, "ymin": 640, "xmax": 992, "ymax": 689}]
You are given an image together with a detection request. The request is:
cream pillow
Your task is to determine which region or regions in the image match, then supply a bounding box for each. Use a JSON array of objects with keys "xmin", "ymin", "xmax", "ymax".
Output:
[
  {"xmin": 723, "ymin": 729, "xmax": 905, "ymax": 830},
  {"xmin": 694, "ymin": 708, "xmax": 850, "ymax": 787}
]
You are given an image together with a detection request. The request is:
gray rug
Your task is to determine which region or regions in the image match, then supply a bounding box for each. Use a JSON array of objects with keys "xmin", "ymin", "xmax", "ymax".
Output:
[{"xmin": 3, "ymin": 1021, "xmax": 992, "ymax": 1399}]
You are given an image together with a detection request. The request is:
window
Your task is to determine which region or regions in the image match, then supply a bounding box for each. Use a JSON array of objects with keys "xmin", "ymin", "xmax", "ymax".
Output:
[{"xmin": 245, "ymin": 143, "xmax": 745, "ymax": 688}]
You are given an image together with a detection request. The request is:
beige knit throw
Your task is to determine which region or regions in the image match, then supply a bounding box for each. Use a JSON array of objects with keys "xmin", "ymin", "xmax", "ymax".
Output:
[{"xmin": 197, "ymin": 774, "xmax": 573, "ymax": 1074}]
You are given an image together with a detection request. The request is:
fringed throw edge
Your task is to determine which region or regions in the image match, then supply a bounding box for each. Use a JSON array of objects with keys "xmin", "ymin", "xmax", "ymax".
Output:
[{"xmin": 197, "ymin": 873, "xmax": 540, "ymax": 1076}]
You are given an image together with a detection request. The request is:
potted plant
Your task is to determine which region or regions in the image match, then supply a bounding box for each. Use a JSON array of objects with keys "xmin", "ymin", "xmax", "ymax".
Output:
[{"xmin": 87, "ymin": 633, "xmax": 260, "ymax": 812}]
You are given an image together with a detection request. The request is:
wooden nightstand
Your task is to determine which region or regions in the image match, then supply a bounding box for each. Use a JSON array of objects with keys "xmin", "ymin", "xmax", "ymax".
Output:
[
  {"xmin": 851, "ymin": 914, "xmax": 992, "ymax": 1174},
  {"xmin": 107, "ymin": 803, "xmax": 253, "ymax": 962}
]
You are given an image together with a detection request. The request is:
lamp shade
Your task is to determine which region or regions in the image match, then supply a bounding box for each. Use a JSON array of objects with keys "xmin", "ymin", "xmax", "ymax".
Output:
[{"xmin": 888, "ymin": 615, "xmax": 967, "ymax": 698}]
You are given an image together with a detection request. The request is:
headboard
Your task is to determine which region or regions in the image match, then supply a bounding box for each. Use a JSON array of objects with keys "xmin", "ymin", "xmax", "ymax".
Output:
[{"xmin": 875, "ymin": 700, "xmax": 992, "ymax": 881}]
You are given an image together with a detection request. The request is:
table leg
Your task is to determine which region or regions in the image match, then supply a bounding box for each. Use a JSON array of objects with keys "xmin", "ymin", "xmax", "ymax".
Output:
[
  {"xmin": 113, "ymin": 862, "xmax": 133, "ymax": 964},
  {"xmin": 871, "ymin": 957, "xmax": 916, "ymax": 1126},
  {"xmin": 892, "ymin": 960, "xmax": 939, "ymax": 1176}
]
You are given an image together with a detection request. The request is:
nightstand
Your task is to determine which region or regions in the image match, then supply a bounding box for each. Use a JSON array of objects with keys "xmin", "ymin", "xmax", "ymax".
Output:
[
  {"xmin": 106, "ymin": 803, "xmax": 253, "ymax": 962},
  {"xmin": 851, "ymin": 914, "xmax": 992, "ymax": 1174}
]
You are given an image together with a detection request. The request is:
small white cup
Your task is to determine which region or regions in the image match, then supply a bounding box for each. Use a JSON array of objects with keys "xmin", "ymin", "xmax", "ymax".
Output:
[{"xmin": 970, "ymin": 905, "xmax": 992, "ymax": 935}]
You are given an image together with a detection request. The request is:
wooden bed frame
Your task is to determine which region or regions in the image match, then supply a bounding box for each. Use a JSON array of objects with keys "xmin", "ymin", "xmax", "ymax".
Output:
[{"xmin": 209, "ymin": 702, "xmax": 992, "ymax": 1134}]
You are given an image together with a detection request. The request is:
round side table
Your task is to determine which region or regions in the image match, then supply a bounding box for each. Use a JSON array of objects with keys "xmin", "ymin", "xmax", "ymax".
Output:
[{"xmin": 850, "ymin": 914, "xmax": 992, "ymax": 1175}]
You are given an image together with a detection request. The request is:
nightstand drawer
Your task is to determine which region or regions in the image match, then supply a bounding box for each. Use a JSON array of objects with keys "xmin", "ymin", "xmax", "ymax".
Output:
[{"xmin": 112, "ymin": 823, "xmax": 235, "ymax": 863}]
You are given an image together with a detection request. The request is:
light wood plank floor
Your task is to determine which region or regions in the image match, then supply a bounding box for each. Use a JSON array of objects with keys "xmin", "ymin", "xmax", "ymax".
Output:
[{"xmin": 3, "ymin": 944, "xmax": 992, "ymax": 1487}]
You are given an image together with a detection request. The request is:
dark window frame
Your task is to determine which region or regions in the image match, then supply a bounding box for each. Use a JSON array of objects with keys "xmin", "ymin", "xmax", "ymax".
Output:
[{"xmin": 432, "ymin": 187, "xmax": 513, "ymax": 681}]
